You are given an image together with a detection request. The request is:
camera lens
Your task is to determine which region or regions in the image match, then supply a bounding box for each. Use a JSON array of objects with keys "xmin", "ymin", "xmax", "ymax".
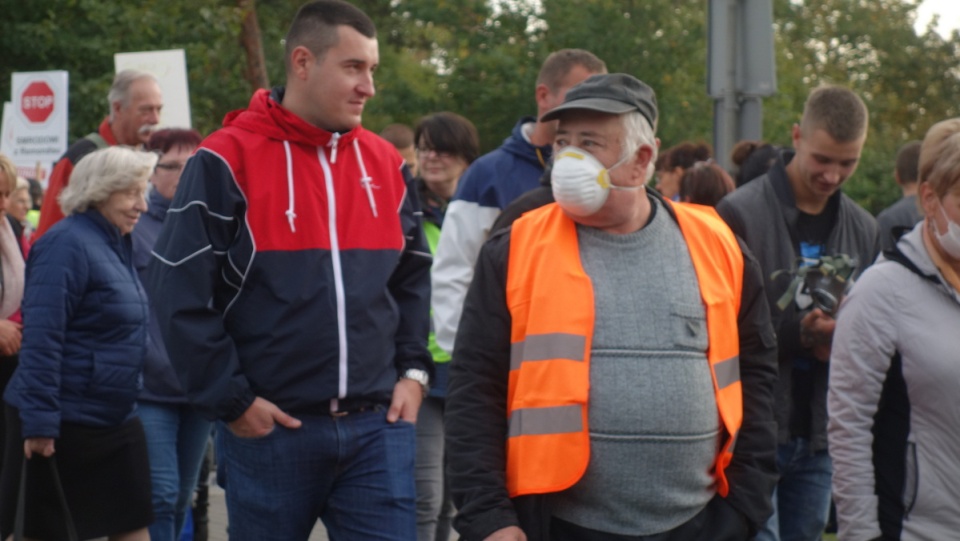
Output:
[{"xmin": 811, "ymin": 288, "xmax": 838, "ymax": 315}]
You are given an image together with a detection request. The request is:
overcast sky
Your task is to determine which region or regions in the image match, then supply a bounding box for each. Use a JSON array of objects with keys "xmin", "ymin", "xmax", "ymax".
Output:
[{"xmin": 915, "ymin": 0, "xmax": 960, "ymax": 36}]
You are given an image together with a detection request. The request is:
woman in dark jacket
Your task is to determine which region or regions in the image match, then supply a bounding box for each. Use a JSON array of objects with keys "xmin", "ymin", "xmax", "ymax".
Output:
[
  {"xmin": 133, "ymin": 128, "xmax": 208, "ymax": 541},
  {"xmin": 1, "ymin": 146, "xmax": 157, "ymax": 541}
]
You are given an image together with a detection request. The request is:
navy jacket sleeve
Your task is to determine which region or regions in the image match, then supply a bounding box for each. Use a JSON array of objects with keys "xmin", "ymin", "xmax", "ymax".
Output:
[
  {"xmin": 389, "ymin": 166, "xmax": 434, "ymax": 377},
  {"xmin": 445, "ymin": 229, "xmax": 517, "ymax": 540},
  {"xmin": 723, "ymin": 239, "xmax": 779, "ymax": 531},
  {"xmin": 13, "ymin": 231, "xmax": 88, "ymax": 439},
  {"xmin": 146, "ymin": 150, "xmax": 255, "ymax": 422}
]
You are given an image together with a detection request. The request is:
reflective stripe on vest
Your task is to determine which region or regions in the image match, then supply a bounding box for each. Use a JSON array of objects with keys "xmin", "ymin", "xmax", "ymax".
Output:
[{"xmin": 505, "ymin": 201, "xmax": 743, "ymax": 498}]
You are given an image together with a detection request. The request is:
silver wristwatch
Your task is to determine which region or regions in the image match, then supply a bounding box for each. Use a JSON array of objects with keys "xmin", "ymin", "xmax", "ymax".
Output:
[{"xmin": 401, "ymin": 368, "xmax": 430, "ymax": 397}]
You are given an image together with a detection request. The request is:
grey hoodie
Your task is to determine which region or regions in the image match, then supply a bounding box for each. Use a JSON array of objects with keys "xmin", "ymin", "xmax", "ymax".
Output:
[{"xmin": 829, "ymin": 222, "xmax": 960, "ymax": 540}]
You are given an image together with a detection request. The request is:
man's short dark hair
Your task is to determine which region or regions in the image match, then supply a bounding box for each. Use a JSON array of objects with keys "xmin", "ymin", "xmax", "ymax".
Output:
[
  {"xmin": 800, "ymin": 85, "xmax": 868, "ymax": 143},
  {"xmin": 536, "ymin": 49, "xmax": 607, "ymax": 93},
  {"xmin": 415, "ymin": 112, "xmax": 480, "ymax": 165},
  {"xmin": 895, "ymin": 140, "xmax": 922, "ymax": 185},
  {"xmin": 284, "ymin": 1, "xmax": 376, "ymax": 73},
  {"xmin": 380, "ymin": 124, "xmax": 415, "ymax": 150}
]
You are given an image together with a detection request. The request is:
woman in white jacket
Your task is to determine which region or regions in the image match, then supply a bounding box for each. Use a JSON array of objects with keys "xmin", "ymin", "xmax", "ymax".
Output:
[{"xmin": 829, "ymin": 117, "xmax": 960, "ymax": 541}]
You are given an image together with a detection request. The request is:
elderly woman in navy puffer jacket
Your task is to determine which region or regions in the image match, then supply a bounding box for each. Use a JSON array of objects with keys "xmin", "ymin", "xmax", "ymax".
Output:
[{"xmin": 0, "ymin": 146, "xmax": 157, "ymax": 541}]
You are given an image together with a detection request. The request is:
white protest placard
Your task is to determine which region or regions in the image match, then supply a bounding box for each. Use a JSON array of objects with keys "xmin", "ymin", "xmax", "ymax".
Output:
[
  {"xmin": 1, "ymin": 101, "xmax": 51, "ymax": 183},
  {"xmin": 115, "ymin": 49, "xmax": 192, "ymax": 129},
  {"xmin": 1, "ymin": 71, "xmax": 69, "ymax": 180},
  {"xmin": 0, "ymin": 102, "xmax": 12, "ymax": 155}
]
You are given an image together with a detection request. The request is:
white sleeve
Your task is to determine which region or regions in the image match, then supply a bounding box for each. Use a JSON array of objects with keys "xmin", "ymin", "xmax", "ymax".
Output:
[
  {"xmin": 431, "ymin": 199, "xmax": 502, "ymax": 354},
  {"xmin": 828, "ymin": 265, "xmax": 900, "ymax": 541}
]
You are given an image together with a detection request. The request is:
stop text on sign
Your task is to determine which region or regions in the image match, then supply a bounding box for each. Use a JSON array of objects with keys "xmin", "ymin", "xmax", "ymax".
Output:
[
  {"xmin": 20, "ymin": 81, "xmax": 56, "ymax": 123},
  {"xmin": 23, "ymin": 95, "xmax": 54, "ymax": 110}
]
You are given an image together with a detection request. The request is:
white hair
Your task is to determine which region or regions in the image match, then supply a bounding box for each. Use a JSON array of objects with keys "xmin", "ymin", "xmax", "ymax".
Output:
[
  {"xmin": 107, "ymin": 70, "xmax": 158, "ymax": 121},
  {"xmin": 621, "ymin": 111, "xmax": 658, "ymax": 182},
  {"xmin": 59, "ymin": 146, "xmax": 157, "ymax": 216}
]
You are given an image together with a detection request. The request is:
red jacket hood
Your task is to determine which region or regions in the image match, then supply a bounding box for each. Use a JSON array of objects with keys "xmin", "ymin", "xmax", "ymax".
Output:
[{"xmin": 223, "ymin": 87, "xmax": 360, "ymax": 147}]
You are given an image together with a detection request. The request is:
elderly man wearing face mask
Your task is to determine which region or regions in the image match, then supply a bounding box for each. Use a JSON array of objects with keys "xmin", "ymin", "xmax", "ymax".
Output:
[{"xmin": 444, "ymin": 74, "xmax": 778, "ymax": 541}]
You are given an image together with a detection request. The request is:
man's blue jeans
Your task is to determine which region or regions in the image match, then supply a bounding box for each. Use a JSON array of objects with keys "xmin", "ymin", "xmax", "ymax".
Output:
[
  {"xmin": 753, "ymin": 438, "xmax": 832, "ymax": 541},
  {"xmin": 217, "ymin": 407, "xmax": 416, "ymax": 541},
  {"xmin": 139, "ymin": 402, "xmax": 213, "ymax": 541}
]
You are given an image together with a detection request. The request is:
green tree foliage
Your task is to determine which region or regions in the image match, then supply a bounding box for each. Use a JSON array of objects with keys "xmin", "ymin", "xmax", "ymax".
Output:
[
  {"xmin": 541, "ymin": 0, "xmax": 960, "ymax": 213},
  {"xmin": 367, "ymin": 0, "xmax": 547, "ymax": 150},
  {"xmin": 769, "ymin": 0, "xmax": 960, "ymax": 212},
  {"xmin": 0, "ymin": 0, "xmax": 253, "ymax": 138},
  {"xmin": 540, "ymin": 0, "xmax": 714, "ymax": 151},
  {"xmin": 2, "ymin": 0, "xmax": 958, "ymax": 212}
]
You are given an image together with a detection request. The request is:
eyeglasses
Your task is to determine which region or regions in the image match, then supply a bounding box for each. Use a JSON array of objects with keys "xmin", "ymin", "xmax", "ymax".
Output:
[
  {"xmin": 155, "ymin": 162, "xmax": 184, "ymax": 173},
  {"xmin": 416, "ymin": 147, "xmax": 454, "ymax": 159}
]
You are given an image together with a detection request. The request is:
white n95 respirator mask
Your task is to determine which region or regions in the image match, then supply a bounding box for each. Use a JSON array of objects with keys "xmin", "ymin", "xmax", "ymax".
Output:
[
  {"xmin": 551, "ymin": 146, "xmax": 639, "ymax": 217},
  {"xmin": 935, "ymin": 203, "xmax": 960, "ymax": 259}
]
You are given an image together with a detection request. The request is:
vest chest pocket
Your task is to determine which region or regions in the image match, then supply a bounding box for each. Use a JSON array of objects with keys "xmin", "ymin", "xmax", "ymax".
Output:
[{"xmin": 671, "ymin": 302, "xmax": 708, "ymax": 352}]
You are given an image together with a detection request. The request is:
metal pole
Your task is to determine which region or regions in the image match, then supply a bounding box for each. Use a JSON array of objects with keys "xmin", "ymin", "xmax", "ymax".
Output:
[
  {"xmin": 739, "ymin": 96, "xmax": 763, "ymax": 141},
  {"xmin": 716, "ymin": 0, "xmax": 740, "ymax": 171}
]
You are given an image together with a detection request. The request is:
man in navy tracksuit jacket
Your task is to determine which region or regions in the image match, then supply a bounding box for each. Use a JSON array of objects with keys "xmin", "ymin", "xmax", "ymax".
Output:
[{"xmin": 147, "ymin": 2, "xmax": 432, "ymax": 540}]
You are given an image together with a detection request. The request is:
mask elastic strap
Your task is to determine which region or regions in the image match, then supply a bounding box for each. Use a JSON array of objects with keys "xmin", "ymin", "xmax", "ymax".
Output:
[{"xmin": 604, "ymin": 153, "xmax": 642, "ymax": 191}]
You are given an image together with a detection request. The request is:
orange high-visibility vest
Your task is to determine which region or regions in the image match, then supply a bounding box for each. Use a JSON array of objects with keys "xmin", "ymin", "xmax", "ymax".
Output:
[{"xmin": 505, "ymin": 201, "xmax": 744, "ymax": 498}]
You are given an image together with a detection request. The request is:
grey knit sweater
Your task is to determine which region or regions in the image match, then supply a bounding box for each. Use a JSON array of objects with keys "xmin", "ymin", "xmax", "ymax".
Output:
[{"xmin": 550, "ymin": 200, "xmax": 720, "ymax": 535}]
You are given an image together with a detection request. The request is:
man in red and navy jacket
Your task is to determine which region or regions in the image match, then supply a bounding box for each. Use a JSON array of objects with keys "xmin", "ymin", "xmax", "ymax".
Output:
[{"xmin": 147, "ymin": 2, "xmax": 432, "ymax": 539}]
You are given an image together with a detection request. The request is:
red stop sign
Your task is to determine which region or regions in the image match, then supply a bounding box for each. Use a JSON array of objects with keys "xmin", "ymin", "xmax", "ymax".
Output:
[{"xmin": 20, "ymin": 81, "xmax": 55, "ymax": 124}]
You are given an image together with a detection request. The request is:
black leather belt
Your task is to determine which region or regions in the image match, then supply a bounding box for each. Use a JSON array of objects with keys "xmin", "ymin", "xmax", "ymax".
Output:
[{"xmin": 328, "ymin": 398, "xmax": 388, "ymax": 417}]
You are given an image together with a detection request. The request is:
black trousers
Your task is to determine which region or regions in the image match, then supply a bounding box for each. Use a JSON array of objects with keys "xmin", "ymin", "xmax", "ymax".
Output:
[
  {"xmin": 551, "ymin": 495, "xmax": 750, "ymax": 541},
  {"xmin": 0, "ymin": 354, "xmax": 17, "ymax": 474}
]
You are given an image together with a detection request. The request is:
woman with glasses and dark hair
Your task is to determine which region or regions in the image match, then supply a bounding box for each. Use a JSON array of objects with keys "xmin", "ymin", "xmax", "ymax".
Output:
[
  {"xmin": 132, "ymin": 128, "xmax": 209, "ymax": 541},
  {"xmin": 412, "ymin": 111, "xmax": 479, "ymax": 541}
]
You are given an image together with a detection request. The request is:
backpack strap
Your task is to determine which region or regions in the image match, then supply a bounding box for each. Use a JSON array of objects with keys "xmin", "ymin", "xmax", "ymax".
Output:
[
  {"xmin": 84, "ymin": 131, "xmax": 108, "ymax": 150},
  {"xmin": 882, "ymin": 247, "xmax": 940, "ymax": 285}
]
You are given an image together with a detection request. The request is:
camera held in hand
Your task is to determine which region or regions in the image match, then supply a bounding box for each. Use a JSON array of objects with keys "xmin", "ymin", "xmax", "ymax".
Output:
[
  {"xmin": 773, "ymin": 254, "xmax": 859, "ymax": 318},
  {"xmin": 805, "ymin": 271, "xmax": 848, "ymax": 317}
]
